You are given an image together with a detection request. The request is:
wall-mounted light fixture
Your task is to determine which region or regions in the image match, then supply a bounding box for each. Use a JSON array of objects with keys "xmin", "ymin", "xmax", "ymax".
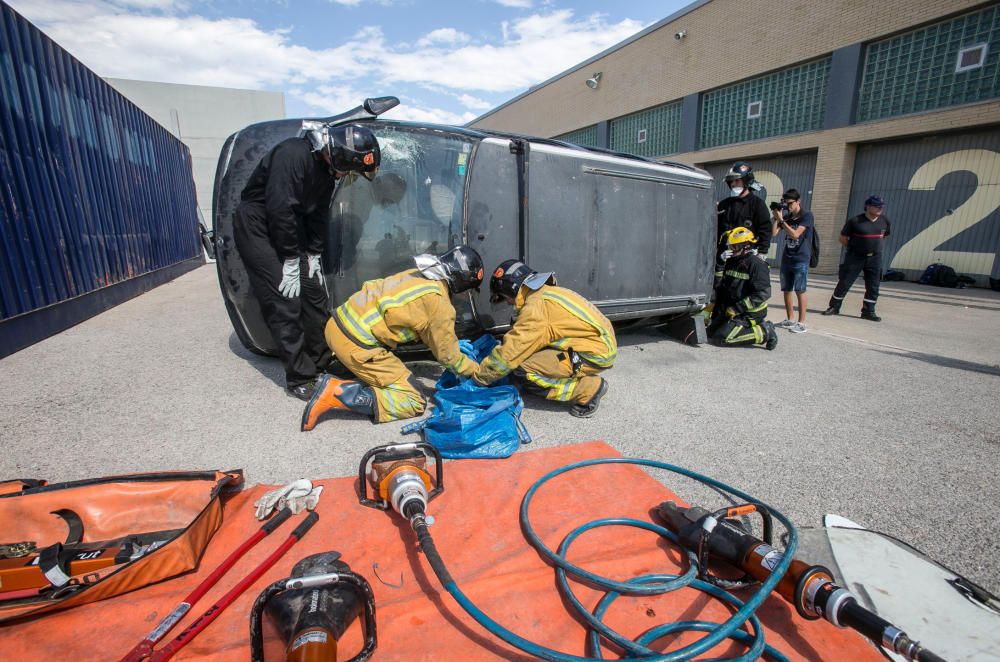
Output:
[
  {"xmin": 674, "ymin": 30, "xmax": 687, "ymax": 40},
  {"xmin": 585, "ymin": 72, "xmax": 603, "ymax": 89}
]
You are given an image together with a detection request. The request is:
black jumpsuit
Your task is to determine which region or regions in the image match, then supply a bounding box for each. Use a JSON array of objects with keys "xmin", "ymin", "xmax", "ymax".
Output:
[
  {"xmin": 828, "ymin": 213, "xmax": 891, "ymax": 315},
  {"xmin": 708, "ymin": 251, "xmax": 772, "ymax": 346},
  {"xmin": 234, "ymin": 137, "xmax": 337, "ymax": 388},
  {"xmin": 715, "ymin": 193, "xmax": 771, "ymax": 283}
]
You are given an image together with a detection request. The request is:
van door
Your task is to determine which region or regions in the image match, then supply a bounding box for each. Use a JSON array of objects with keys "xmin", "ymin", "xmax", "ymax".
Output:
[{"xmin": 465, "ymin": 137, "xmax": 520, "ymax": 330}]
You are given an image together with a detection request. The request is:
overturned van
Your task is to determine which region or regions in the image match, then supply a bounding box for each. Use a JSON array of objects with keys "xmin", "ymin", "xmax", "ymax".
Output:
[{"xmin": 212, "ymin": 97, "xmax": 715, "ymax": 356}]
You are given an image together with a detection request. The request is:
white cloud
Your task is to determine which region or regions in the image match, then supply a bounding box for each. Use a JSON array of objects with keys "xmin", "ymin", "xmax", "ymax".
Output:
[
  {"xmin": 9, "ymin": 1, "xmax": 645, "ymax": 120},
  {"xmin": 495, "ymin": 0, "xmax": 533, "ymax": 8},
  {"xmin": 456, "ymin": 93, "xmax": 492, "ymax": 111},
  {"xmin": 375, "ymin": 10, "xmax": 643, "ymax": 93},
  {"xmin": 415, "ymin": 28, "xmax": 470, "ymax": 48}
]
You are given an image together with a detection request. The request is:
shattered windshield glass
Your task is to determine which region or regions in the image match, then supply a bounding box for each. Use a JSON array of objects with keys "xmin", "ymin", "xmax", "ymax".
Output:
[{"xmin": 324, "ymin": 125, "xmax": 475, "ymax": 303}]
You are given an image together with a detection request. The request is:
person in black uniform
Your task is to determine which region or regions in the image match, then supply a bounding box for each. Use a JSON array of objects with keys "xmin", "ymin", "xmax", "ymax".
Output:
[
  {"xmin": 823, "ymin": 195, "xmax": 891, "ymax": 322},
  {"xmin": 715, "ymin": 161, "xmax": 771, "ymax": 287},
  {"xmin": 234, "ymin": 123, "xmax": 381, "ymax": 400},
  {"xmin": 708, "ymin": 226, "xmax": 778, "ymax": 350}
]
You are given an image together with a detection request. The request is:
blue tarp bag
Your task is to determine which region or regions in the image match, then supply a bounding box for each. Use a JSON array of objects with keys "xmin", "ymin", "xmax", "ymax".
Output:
[{"xmin": 401, "ymin": 336, "xmax": 531, "ymax": 459}]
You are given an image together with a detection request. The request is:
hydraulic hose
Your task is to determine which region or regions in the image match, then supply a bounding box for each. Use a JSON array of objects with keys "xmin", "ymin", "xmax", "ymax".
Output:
[{"xmin": 408, "ymin": 457, "xmax": 800, "ymax": 661}]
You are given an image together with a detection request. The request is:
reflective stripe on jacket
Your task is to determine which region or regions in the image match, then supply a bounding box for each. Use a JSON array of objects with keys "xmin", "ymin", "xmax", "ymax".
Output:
[
  {"xmin": 475, "ymin": 285, "xmax": 617, "ymax": 385},
  {"xmin": 335, "ymin": 269, "xmax": 476, "ymax": 376}
]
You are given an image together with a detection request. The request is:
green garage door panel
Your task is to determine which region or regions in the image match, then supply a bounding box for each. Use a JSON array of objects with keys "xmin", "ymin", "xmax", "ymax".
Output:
[
  {"xmin": 704, "ymin": 152, "xmax": 818, "ymax": 263},
  {"xmin": 849, "ymin": 130, "xmax": 1000, "ymax": 286}
]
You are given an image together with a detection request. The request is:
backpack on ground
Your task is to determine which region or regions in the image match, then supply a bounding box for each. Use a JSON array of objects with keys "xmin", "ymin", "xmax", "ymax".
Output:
[{"xmin": 920, "ymin": 263, "xmax": 959, "ymax": 288}]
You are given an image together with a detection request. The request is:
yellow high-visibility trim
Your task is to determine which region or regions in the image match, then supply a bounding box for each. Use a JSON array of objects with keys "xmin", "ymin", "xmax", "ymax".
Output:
[{"xmin": 542, "ymin": 291, "xmax": 616, "ymax": 367}]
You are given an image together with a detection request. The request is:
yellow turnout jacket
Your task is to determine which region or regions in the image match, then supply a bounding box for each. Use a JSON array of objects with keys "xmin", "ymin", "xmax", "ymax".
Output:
[
  {"xmin": 334, "ymin": 269, "xmax": 477, "ymax": 376},
  {"xmin": 474, "ymin": 284, "xmax": 617, "ymax": 385}
]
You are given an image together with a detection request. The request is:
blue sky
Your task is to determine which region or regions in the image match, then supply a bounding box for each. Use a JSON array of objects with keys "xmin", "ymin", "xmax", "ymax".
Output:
[{"xmin": 10, "ymin": 0, "xmax": 689, "ymax": 124}]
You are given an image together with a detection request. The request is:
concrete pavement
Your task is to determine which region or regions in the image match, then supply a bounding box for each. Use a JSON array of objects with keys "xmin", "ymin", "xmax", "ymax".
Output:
[{"xmin": 1, "ymin": 265, "xmax": 998, "ymax": 593}]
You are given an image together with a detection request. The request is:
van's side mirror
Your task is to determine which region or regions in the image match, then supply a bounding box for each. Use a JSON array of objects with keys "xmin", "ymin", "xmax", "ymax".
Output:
[{"xmin": 363, "ymin": 97, "xmax": 400, "ymax": 116}]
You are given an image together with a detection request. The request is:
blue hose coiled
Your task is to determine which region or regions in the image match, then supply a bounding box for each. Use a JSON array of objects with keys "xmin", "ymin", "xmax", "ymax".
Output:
[{"xmin": 416, "ymin": 456, "xmax": 797, "ymax": 661}]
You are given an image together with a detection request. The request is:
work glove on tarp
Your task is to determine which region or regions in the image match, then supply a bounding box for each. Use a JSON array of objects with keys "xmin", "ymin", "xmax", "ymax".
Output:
[
  {"xmin": 279, "ymin": 257, "xmax": 301, "ymax": 298},
  {"xmin": 254, "ymin": 479, "xmax": 323, "ymax": 520}
]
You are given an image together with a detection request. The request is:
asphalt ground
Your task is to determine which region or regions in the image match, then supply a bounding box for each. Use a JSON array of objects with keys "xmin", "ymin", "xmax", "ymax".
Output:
[{"xmin": 1, "ymin": 265, "xmax": 998, "ymax": 595}]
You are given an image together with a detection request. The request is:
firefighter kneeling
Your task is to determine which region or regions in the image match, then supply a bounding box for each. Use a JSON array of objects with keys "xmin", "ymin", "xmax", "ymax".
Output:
[
  {"xmin": 473, "ymin": 260, "xmax": 617, "ymax": 418},
  {"xmin": 708, "ymin": 227, "xmax": 779, "ymax": 350},
  {"xmin": 301, "ymin": 246, "xmax": 484, "ymax": 430}
]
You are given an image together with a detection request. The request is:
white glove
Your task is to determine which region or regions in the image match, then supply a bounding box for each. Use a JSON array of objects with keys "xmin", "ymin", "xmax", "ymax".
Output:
[
  {"xmin": 254, "ymin": 479, "xmax": 324, "ymax": 520},
  {"xmin": 720, "ymin": 249, "xmax": 734, "ymax": 261},
  {"xmin": 278, "ymin": 257, "xmax": 301, "ymax": 298},
  {"xmin": 307, "ymin": 253, "xmax": 323, "ymax": 282}
]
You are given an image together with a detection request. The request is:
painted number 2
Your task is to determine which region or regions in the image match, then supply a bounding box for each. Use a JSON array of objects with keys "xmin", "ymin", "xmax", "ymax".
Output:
[{"xmin": 890, "ymin": 149, "xmax": 1000, "ymax": 275}]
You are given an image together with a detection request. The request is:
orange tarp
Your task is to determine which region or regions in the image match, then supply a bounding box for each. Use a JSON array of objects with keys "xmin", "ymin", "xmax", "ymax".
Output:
[{"xmin": 0, "ymin": 441, "xmax": 882, "ymax": 660}]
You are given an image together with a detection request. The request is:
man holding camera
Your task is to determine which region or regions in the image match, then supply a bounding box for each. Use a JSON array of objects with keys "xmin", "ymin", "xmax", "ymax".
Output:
[
  {"xmin": 823, "ymin": 195, "xmax": 890, "ymax": 322},
  {"xmin": 770, "ymin": 189, "xmax": 814, "ymax": 333}
]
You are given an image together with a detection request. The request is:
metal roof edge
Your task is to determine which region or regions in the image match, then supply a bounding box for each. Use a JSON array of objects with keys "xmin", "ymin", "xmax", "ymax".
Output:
[{"xmin": 465, "ymin": 0, "xmax": 713, "ymax": 128}]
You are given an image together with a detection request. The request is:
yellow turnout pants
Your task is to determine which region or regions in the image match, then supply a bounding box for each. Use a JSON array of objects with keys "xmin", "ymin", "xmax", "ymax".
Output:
[
  {"xmin": 324, "ymin": 319, "xmax": 425, "ymax": 423},
  {"xmin": 520, "ymin": 349, "xmax": 603, "ymax": 405}
]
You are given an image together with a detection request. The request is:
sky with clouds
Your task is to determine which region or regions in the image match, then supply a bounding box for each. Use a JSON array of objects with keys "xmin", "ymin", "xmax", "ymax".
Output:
[{"xmin": 7, "ymin": 0, "xmax": 688, "ymax": 125}]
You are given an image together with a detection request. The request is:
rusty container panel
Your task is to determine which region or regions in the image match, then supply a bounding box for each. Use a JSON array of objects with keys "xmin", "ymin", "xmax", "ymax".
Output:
[{"xmin": 0, "ymin": 3, "xmax": 201, "ymax": 329}]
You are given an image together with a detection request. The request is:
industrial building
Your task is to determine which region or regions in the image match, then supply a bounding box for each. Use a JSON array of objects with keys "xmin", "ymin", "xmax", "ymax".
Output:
[{"xmin": 470, "ymin": 0, "xmax": 1000, "ymax": 287}]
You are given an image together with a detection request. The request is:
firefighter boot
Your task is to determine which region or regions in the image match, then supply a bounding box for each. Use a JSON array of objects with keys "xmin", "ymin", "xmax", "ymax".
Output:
[
  {"xmin": 570, "ymin": 378, "xmax": 609, "ymax": 418},
  {"xmin": 860, "ymin": 307, "xmax": 882, "ymax": 322},
  {"xmin": 301, "ymin": 375, "xmax": 376, "ymax": 431},
  {"xmin": 764, "ymin": 320, "xmax": 779, "ymax": 350}
]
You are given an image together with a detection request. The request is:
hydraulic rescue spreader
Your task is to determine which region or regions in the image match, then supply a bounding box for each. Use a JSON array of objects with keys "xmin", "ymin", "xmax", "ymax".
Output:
[
  {"xmin": 249, "ymin": 551, "xmax": 377, "ymax": 662},
  {"xmin": 655, "ymin": 501, "xmax": 946, "ymax": 662}
]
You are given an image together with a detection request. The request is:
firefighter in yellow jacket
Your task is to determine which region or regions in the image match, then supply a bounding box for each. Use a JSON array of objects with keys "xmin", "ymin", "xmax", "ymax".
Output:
[
  {"xmin": 301, "ymin": 245, "xmax": 484, "ymax": 430},
  {"xmin": 474, "ymin": 259, "xmax": 617, "ymax": 418}
]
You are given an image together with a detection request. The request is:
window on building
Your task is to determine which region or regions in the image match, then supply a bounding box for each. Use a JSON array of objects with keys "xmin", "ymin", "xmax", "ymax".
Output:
[
  {"xmin": 609, "ymin": 100, "xmax": 682, "ymax": 156},
  {"xmin": 554, "ymin": 124, "xmax": 599, "ymax": 147},
  {"xmin": 956, "ymin": 43, "xmax": 989, "ymax": 72},
  {"xmin": 747, "ymin": 101, "xmax": 763, "ymax": 119},
  {"xmin": 857, "ymin": 4, "xmax": 1000, "ymax": 121}
]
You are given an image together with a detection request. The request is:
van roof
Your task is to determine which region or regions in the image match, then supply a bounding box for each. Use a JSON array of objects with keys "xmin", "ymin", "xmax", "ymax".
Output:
[{"xmin": 362, "ymin": 118, "xmax": 703, "ymax": 175}]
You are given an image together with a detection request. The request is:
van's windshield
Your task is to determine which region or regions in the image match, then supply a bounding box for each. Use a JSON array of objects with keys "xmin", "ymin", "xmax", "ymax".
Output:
[{"xmin": 325, "ymin": 125, "xmax": 476, "ymax": 304}]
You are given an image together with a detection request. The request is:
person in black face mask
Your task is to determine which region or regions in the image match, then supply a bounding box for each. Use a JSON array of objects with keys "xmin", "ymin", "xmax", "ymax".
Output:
[{"xmin": 715, "ymin": 161, "xmax": 771, "ymax": 288}]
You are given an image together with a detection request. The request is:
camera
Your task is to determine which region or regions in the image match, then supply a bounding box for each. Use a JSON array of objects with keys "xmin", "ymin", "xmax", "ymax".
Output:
[{"xmin": 769, "ymin": 201, "xmax": 788, "ymax": 212}]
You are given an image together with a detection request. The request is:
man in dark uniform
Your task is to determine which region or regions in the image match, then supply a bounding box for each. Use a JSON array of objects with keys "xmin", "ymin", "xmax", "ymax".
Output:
[
  {"xmin": 715, "ymin": 161, "xmax": 771, "ymax": 287},
  {"xmin": 708, "ymin": 226, "xmax": 778, "ymax": 350},
  {"xmin": 234, "ymin": 123, "xmax": 381, "ymax": 400},
  {"xmin": 823, "ymin": 195, "xmax": 891, "ymax": 322}
]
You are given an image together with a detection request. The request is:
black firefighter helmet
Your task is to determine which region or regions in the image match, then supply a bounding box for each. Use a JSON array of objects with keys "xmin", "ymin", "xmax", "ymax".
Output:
[
  {"xmin": 489, "ymin": 259, "xmax": 555, "ymax": 304},
  {"xmin": 724, "ymin": 161, "xmax": 755, "ymax": 188},
  {"xmin": 438, "ymin": 245, "xmax": 484, "ymax": 294},
  {"xmin": 307, "ymin": 123, "xmax": 381, "ymax": 181}
]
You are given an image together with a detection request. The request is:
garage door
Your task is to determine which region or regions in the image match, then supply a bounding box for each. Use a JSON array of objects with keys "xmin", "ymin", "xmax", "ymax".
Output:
[{"xmin": 849, "ymin": 130, "xmax": 1000, "ymax": 286}]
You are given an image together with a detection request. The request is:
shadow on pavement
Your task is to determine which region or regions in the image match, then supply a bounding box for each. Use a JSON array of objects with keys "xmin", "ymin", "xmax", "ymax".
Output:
[
  {"xmin": 228, "ymin": 332, "xmax": 284, "ymax": 388},
  {"xmin": 873, "ymin": 348, "xmax": 1000, "ymax": 377}
]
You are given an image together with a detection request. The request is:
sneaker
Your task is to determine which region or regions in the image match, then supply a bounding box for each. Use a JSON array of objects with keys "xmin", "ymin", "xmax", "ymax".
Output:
[
  {"xmin": 286, "ymin": 381, "xmax": 317, "ymax": 401},
  {"xmin": 789, "ymin": 322, "xmax": 807, "ymax": 333},
  {"xmin": 822, "ymin": 306, "xmax": 840, "ymax": 316},
  {"xmin": 569, "ymin": 379, "xmax": 608, "ymax": 418},
  {"xmin": 776, "ymin": 319, "xmax": 795, "ymax": 328},
  {"xmin": 764, "ymin": 322, "xmax": 779, "ymax": 350},
  {"xmin": 860, "ymin": 311, "xmax": 882, "ymax": 322}
]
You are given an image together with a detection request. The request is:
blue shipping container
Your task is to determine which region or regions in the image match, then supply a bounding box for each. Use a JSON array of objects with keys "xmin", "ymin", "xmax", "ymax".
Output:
[{"xmin": 0, "ymin": 2, "xmax": 201, "ymax": 355}]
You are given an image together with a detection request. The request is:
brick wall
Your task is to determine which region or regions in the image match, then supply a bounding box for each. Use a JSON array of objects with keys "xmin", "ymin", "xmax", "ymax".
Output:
[{"xmin": 470, "ymin": 0, "xmax": 987, "ymax": 136}]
